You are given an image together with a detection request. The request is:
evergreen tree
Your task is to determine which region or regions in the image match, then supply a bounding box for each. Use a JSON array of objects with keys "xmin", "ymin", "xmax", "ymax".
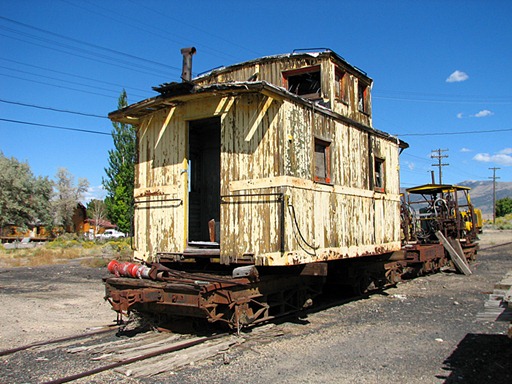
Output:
[{"xmin": 103, "ymin": 90, "xmax": 136, "ymax": 234}]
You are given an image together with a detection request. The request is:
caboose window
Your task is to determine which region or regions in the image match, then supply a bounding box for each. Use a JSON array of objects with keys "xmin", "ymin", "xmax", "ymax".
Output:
[
  {"xmin": 374, "ymin": 158, "xmax": 385, "ymax": 192},
  {"xmin": 335, "ymin": 68, "xmax": 349, "ymax": 103},
  {"xmin": 358, "ymin": 82, "xmax": 369, "ymax": 113},
  {"xmin": 283, "ymin": 66, "xmax": 321, "ymax": 99},
  {"xmin": 314, "ymin": 138, "xmax": 331, "ymax": 184}
]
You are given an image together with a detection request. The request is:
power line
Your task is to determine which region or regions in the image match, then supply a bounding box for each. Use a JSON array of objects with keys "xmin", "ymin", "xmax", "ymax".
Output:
[
  {"xmin": 0, "ymin": 16, "xmax": 179, "ymax": 72},
  {"xmin": 374, "ymin": 94, "xmax": 512, "ymax": 105},
  {"xmin": 125, "ymin": 0, "xmax": 264, "ymax": 58},
  {"xmin": 401, "ymin": 152, "xmax": 432, "ymax": 162},
  {"xmin": 0, "ymin": 72, "xmax": 119, "ymax": 99},
  {"xmin": 0, "ymin": 64, "xmax": 130, "ymax": 96},
  {"xmin": 0, "ymin": 30, "xmax": 172, "ymax": 79},
  {"xmin": 0, "ymin": 118, "xmax": 111, "ymax": 136},
  {"xmin": 395, "ymin": 128, "xmax": 512, "ymax": 137},
  {"xmin": 0, "ymin": 57, "xmax": 151, "ymax": 95},
  {"xmin": 0, "ymin": 63, "xmax": 150, "ymax": 100},
  {"xmin": 0, "ymin": 99, "xmax": 107, "ymax": 119},
  {"xmin": 375, "ymin": 89, "xmax": 512, "ymax": 100},
  {"xmin": 65, "ymin": 0, "xmax": 253, "ymax": 64}
]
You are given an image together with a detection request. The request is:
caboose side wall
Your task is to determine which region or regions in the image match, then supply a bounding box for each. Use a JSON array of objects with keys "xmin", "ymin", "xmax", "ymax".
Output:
[
  {"xmin": 130, "ymin": 88, "xmax": 401, "ymax": 265},
  {"xmin": 225, "ymin": 97, "xmax": 401, "ymax": 265}
]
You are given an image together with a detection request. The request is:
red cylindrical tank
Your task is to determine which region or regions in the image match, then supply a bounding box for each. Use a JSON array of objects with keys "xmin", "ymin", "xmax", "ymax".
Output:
[{"xmin": 107, "ymin": 260, "xmax": 151, "ymax": 279}]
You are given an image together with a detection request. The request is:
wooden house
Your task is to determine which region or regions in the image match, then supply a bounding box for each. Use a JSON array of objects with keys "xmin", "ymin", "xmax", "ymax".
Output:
[{"xmin": 109, "ymin": 49, "xmax": 408, "ymax": 266}]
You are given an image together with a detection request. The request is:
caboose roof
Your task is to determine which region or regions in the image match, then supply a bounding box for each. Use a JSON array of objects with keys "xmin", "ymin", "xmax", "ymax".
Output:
[
  {"xmin": 109, "ymin": 80, "xmax": 408, "ymax": 149},
  {"xmin": 190, "ymin": 48, "xmax": 371, "ymax": 83},
  {"xmin": 109, "ymin": 49, "xmax": 408, "ymax": 149}
]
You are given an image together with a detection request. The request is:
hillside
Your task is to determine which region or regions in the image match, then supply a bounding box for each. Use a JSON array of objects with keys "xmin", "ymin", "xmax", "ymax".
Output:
[{"xmin": 458, "ymin": 180, "xmax": 512, "ymax": 218}]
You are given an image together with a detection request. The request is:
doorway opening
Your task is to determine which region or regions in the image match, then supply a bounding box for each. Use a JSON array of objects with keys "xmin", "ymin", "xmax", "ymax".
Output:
[{"xmin": 188, "ymin": 117, "xmax": 221, "ymax": 245}]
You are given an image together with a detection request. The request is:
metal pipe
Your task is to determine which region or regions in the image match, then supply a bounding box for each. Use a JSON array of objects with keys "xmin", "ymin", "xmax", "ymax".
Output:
[{"xmin": 180, "ymin": 47, "xmax": 196, "ymax": 82}]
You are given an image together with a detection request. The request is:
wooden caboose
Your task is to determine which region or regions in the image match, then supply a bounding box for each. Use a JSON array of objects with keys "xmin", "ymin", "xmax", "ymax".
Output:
[{"xmin": 109, "ymin": 48, "xmax": 408, "ymax": 267}]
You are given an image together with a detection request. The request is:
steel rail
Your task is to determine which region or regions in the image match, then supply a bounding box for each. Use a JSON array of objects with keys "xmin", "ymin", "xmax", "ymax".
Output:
[
  {"xmin": 479, "ymin": 241, "xmax": 512, "ymax": 251},
  {"xmin": 42, "ymin": 332, "xmax": 228, "ymax": 384},
  {"xmin": 0, "ymin": 325, "xmax": 117, "ymax": 357}
]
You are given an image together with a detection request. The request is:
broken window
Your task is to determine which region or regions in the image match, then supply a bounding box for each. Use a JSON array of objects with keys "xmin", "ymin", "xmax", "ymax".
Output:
[
  {"xmin": 374, "ymin": 157, "xmax": 385, "ymax": 192},
  {"xmin": 358, "ymin": 82, "xmax": 369, "ymax": 113},
  {"xmin": 283, "ymin": 66, "xmax": 321, "ymax": 99},
  {"xmin": 314, "ymin": 138, "xmax": 331, "ymax": 184},
  {"xmin": 335, "ymin": 68, "xmax": 349, "ymax": 103}
]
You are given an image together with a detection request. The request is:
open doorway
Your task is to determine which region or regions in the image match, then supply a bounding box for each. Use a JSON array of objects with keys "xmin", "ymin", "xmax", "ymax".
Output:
[{"xmin": 188, "ymin": 117, "xmax": 221, "ymax": 244}]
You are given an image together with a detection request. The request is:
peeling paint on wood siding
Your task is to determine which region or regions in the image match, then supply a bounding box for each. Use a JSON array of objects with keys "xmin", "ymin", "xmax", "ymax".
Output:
[
  {"xmin": 132, "ymin": 91, "xmax": 402, "ymax": 264},
  {"xmin": 195, "ymin": 54, "xmax": 372, "ymax": 128},
  {"xmin": 110, "ymin": 50, "xmax": 409, "ymax": 266}
]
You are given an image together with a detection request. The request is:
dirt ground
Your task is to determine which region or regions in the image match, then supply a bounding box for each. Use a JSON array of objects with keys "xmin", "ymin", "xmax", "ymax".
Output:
[
  {"xmin": 0, "ymin": 230, "xmax": 511, "ymax": 383},
  {"xmin": 0, "ymin": 259, "xmax": 115, "ymax": 351}
]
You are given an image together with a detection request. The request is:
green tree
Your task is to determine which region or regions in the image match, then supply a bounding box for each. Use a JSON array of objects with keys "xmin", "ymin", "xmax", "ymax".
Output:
[
  {"xmin": 0, "ymin": 152, "xmax": 52, "ymax": 229},
  {"xmin": 496, "ymin": 197, "xmax": 512, "ymax": 217},
  {"xmin": 103, "ymin": 89, "xmax": 136, "ymax": 234},
  {"xmin": 52, "ymin": 167, "xmax": 89, "ymax": 230}
]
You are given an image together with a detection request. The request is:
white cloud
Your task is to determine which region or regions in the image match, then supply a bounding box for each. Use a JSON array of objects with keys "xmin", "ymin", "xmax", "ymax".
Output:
[
  {"xmin": 446, "ymin": 70, "xmax": 469, "ymax": 83},
  {"xmin": 473, "ymin": 153, "xmax": 491, "ymax": 162},
  {"xmin": 83, "ymin": 185, "xmax": 106, "ymax": 203},
  {"xmin": 473, "ymin": 148, "xmax": 512, "ymax": 166},
  {"xmin": 460, "ymin": 147, "xmax": 471, "ymax": 153},
  {"xmin": 406, "ymin": 161, "xmax": 415, "ymax": 171},
  {"xmin": 473, "ymin": 109, "xmax": 493, "ymax": 118},
  {"xmin": 457, "ymin": 110, "xmax": 494, "ymax": 118}
]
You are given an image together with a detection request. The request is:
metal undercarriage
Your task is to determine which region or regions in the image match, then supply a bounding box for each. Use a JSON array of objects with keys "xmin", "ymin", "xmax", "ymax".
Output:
[{"xmin": 104, "ymin": 240, "xmax": 478, "ymax": 329}]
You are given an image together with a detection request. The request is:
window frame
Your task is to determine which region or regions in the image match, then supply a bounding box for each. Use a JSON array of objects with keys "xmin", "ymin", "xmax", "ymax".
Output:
[
  {"xmin": 314, "ymin": 138, "xmax": 332, "ymax": 184},
  {"xmin": 357, "ymin": 81, "xmax": 370, "ymax": 114},
  {"xmin": 334, "ymin": 68, "xmax": 349, "ymax": 104},
  {"xmin": 283, "ymin": 65, "xmax": 322, "ymax": 100},
  {"xmin": 374, "ymin": 157, "xmax": 385, "ymax": 193}
]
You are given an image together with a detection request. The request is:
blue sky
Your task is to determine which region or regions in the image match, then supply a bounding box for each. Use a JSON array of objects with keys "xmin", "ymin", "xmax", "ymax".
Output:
[{"xmin": 1, "ymin": 0, "xmax": 511, "ymax": 202}]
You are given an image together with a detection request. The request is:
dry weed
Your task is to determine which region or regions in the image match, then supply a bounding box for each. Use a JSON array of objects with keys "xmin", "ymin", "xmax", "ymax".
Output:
[{"xmin": 0, "ymin": 240, "xmax": 132, "ymax": 268}]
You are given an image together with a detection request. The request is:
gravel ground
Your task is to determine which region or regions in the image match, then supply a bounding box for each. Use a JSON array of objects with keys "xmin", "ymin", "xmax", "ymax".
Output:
[
  {"xmin": 0, "ymin": 260, "xmax": 115, "ymax": 351},
  {"xmin": 0, "ymin": 230, "xmax": 511, "ymax": 383}
]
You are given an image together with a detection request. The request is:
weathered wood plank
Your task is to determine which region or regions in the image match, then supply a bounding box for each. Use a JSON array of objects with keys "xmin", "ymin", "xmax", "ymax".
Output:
[
  {"xmin": 435, "ymin": 231, "xmax": 472, "ymax": 275},
  {"xmin": 114, "ymin": 336, "xmax": 239, "ymax": 378}
]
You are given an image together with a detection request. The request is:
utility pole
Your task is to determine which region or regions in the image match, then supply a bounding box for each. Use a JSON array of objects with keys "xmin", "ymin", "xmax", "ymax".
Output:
[
  {"xmin": 489, "ymin": 167, "xmax": 500, "ymax": 224},
  {"xmin": 431, "ymin": 149, "xmax": 449, "ymax": 184}
]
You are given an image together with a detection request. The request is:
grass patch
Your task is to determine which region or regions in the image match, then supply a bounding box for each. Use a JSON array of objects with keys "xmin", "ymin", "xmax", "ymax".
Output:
[
  {"xmin": 80, "ymin": 256, "xmax": 111, "ymax": 268},
  {"xmin": 0, "ymin": 237, "xmax": 133, "ymax": 268},
  {"xmin": 495, "ymin": 213, "xmax": 512, "ymax": 230}
]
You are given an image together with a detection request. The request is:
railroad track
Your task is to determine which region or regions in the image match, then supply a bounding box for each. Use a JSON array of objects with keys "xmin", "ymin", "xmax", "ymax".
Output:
[
  {"xmin": 3, "ymin": 241, "xmax": 508, "ymax": 383},
  {"xmin": 0, "ymin": 325, "xmax": 238, "ymax": 383}
]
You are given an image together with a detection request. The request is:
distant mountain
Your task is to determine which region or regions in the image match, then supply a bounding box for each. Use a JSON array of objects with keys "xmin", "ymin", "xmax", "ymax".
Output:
[{"xmin": 457, "ymin": 180, "xmax": 512, "ymax": 218}]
